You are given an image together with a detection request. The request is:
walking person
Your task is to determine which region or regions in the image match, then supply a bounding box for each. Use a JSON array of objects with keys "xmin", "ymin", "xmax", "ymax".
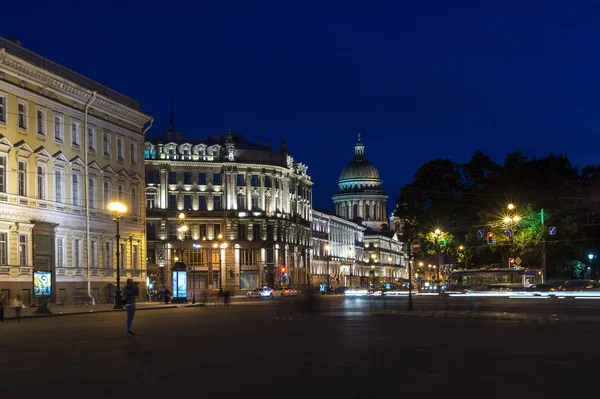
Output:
[
  {"xmin": 11, "ymin": 294, "xmax": 23, "ymax": 322},
  {"xmin": 123, "ymin": 279, "xmax": 139, "ymax": 336}
]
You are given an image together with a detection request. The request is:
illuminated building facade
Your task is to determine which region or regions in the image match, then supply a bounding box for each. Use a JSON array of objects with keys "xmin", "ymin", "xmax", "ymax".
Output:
[
  {"xmin": 144, "ymin": 130, "xmax": 312, "ymax": 293},
  {"xmin": 0, "ymin": 38, "xmax": 152, "ymax": 304}
]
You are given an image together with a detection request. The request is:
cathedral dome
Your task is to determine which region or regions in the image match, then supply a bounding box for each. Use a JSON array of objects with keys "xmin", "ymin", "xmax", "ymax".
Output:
[
  {"xmin": 338, "ymin": 134, "xmax": 381, "ymax": 183},
  {"xmin": 339, "ymin": 158, "xmax": 380, "ymax": 181}
]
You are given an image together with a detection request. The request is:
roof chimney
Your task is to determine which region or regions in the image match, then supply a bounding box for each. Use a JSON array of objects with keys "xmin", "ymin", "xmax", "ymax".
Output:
[{"xmin": 279, "ymin": 138, "xmax": 287, "ymax": 154}]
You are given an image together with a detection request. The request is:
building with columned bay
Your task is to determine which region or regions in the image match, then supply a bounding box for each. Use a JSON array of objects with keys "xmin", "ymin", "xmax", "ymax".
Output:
[
  {"xmin": 0, "ymin": 38, "xmax": 152, "ymax": 305},
  {"xmin": 144, "ymin": 128, "xmax": 312, "ymax": 295}
]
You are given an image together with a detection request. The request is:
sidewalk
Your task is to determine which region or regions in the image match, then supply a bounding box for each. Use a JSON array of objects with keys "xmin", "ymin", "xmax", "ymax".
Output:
[{"xmin": 2, "ymin": 302, "xmax": 201, "ymax": 321}]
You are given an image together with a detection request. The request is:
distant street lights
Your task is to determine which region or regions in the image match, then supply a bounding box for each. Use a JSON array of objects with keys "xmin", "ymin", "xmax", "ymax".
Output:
[
  {"xmin": 503, "ymin": 204, "xmax": 521, "ymax": 259},
  {"xmin": 107, "ymin": 201, "xmax": 127, "ymax": 310},
  {"xmin": 324, "ymin": 244, "xmax": 331, "ymax": 292}
]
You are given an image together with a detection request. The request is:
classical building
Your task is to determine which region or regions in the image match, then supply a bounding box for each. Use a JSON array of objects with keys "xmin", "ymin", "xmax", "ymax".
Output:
[
  {"xmin": 332, "ymin": 135, "xmax": 388, "ymax": 230},
  {"xmin": 312, "ymin": 135, "xmax": 407, "ymax": 287},
  {"xmin": 0, "ymin": 38, "xmax": 152, "ymax": 304},
  {"xmin": 311, "ymin": 209, "xmax": 366, "ymax": 288},
  {"xmin": 144, "ymin": 130, "xmax": 312, "ymax": 294}
]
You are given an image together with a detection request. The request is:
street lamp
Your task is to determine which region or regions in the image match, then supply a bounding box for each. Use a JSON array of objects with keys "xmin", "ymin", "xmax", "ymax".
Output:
[
  {"xmin": 107, "ymin": 201, "xmax": 127, "ymax": 310},
  {"xmin": 177, "ymin": 224, "xmax": 195, "ymax": 304},
  {"xmin": 324, "ymin": 244, "xmax": 331, "ymax": 293},
  {"xmin": 433, "ymin": 229, "xmax": 442, "ymax": 281},
  {"xmin": 507, "ymin": 203, "xmax": 515, "ymax": 211},
  {"xmin": 588, "ymin": 253, "xmax": 594, "ymax": 279}
]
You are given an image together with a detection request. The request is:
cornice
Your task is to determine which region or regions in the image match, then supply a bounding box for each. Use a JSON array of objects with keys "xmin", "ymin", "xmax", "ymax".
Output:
[{"xmin": 0, "ymin": 53, "xmax": 151, "ymax": 129}]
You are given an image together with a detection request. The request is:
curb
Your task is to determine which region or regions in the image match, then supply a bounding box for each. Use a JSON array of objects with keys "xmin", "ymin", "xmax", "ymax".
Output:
[{"xmin": 1, "ymin": 303, "xmax": 204, "ymax": 321}]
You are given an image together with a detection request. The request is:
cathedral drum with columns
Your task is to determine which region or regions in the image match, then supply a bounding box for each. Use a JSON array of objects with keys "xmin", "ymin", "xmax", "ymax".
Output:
[
  {"xmin": 332, "ymin": 135, "xmax": 388, "ymax": 230},
  {"xmin": 144, "ymin": 130, "xmax": 312, "ymax": 295}
]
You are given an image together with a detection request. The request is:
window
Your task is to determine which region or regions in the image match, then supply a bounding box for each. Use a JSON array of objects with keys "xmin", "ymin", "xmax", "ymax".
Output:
[
  {"xmin": 251, "ymin": 196, "xmax": 259, "ymax": 210},
  {"xmin": 103, "ymin": 180, "xmax": 111, "ymax": 206},
  {"xmin": 168, "ymin": 194, "xmax": 177, "ymax": 209},
  {"xmin": 88, "ymin": 126, "xmax": 96, "ymax": 152},
  {"xmin": 103, "ymin": 132, "xmax": 111, "ymax": 156},
  {"xmin": 242, "ymin": 249, "xmax": 258, "ymax": 266},
  {"xmin": 213, "ymin": 195, "xmax": 221, "ymax": 211},
  {"xmin": 146, "ymin": 193, "xmax": 156, "ymax": 209},
  {"xmin": 0, "ymin": 95, "xmax": 5, "ymax": 124},
  {"xmin": 147, "ymin": 223, "xmax": 157, "ymax": 240},
  {"xmin": 0, "ymin": 232, "xmax": 7, "ymax": 265},
  {"xmin": 88, "ymin": 177, "xmax": 96, "ymax": 208},
  {"xmin": 18, "ymin": 100, "xmax": 27, "ymax": 130},
  {"xmin": 120, "ymin": 243, "xmax": 126, "ymax": 269},
  {"xmin": 104, "ymin": 242, "xmax": 112, "ymax": 268},
  {"xmin": 90, "ymin": 241, "xmax": 98, "ymax": 268},
  {"xmin": 56, "ymin": 237, "xmax": 65, "ymax": 267},
  {"xmin": 199, "ymin": 224, "xmax": 207, "ymax": 239},
  {"xmin": 117, "ymin": 184, "xmax": 124, "ymax": 202},
  {"xmin": 253, "ymin": 224, "xmax": 261, "ymax": 240},
  {"xmin": 55, "ymin": 169, "xmax": 64, "ymax": 203},
  {"xmin": 130, "ymin": 142, "xmax": 137, "ymax": 164},
  {"xmin": 251, "ymin": 175, "xmax": 259, "ymax": 187},
  {"xmin": 198, "ymin": 173, "xmax": 206, "ymax": 185},
  {"xmin": 183, "ymin": 194, "xmax": 192, "ymax": 210},
  {"xmin": 18, "ymin": 161, "xmax": 27, "ymax": 197},
  {"xmin": 131, "ymin": 186, "xmax": 138, "ymax": 215},
  {"xmin": 132, "ymin": 245, "xmax": 139, "ymax": 269},
  {"xmin": 199, "ymin": 196, "xmax": 207, "ymax": 211},
  {"xmin": 184, "ymin": 172, "xmax": 192, "ymax": 185},
  {"xmin": 54, "ymin": 114, "xmax": 64, "ymax": 142},
  {"xmin": 146, "ymin": 171, "xmax": 159, "ymax": 184},
  {"xmin": 19, "ymin": 234, "xmax": 28, "ymax": 266},
  {"xmin": 237, "ymin": 195, "xmax": 245, "ymax": 210},
  {"xmin": 37, "ymin": 166, "xmax": 45, "ymax": 200},
  {"xmin": 0, "ymin": 156, "xmax": 4, "ymax": 193},
  {"xmin": 37, "ymin": 107, "xmax": 46, "ymax": 136},
  {"xmin": 73, "ymin": 239, "xmax": 81, "ymax": 268},
  {"xmin": 267, "ymin": 224, "xmax": 274, "ymax": 241},
  {"xmin": 213, "ymin": 224, "xmax": 221, "ymax": 238},
  {"xmin": 168, "ymin": 172, "xmax": 177, "ymax": 184},
  {"xmin": 72, "ymin": 173, "xmax": 80, "ymax": 206},
  {"xmin": 265, "ymin": 176, "xmax": 272, "ymax": 187},
  {"xmin": 237, "ymin": 174, "xmax": 245, "ymax": 186},
  {"xmin": 213, "ymin": 173, "xmax": 221, "ymax": 185},
  {"xmin": 71, "ymin": 120, "xmax": 81, "ymax": 147},
  {"xmin": 117, "ymin": 136, "xmax": 124, "ymax": 161},
  {"xmin": 237, "ymin": 224, "xmax": 247, "ymax": 241}
]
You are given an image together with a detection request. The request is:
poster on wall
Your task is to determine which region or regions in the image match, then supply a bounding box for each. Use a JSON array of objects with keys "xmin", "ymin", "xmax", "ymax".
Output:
[{"xmin": 33, "ymin": 271, "xmax": 52, "ymax": 297}]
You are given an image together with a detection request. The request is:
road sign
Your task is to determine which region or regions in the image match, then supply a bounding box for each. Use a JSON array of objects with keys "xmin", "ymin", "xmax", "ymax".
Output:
[
  {"xmin": 549, "ymin": 227, "xmax": 556, "ymax": 235},
  {"xmin": 477, "ymin": 230, "xmax": 484, "ymax": 238},
  {"xmin": 506, "ymin": 229, "xmax": 513, "ymax": 237},
  {"xmin": 411, "ymin": 239, "xmax": 421, "ymax": 253},
  {"xmin": 515, "ymin": 257, "xmax": 522, "ymax": 265}
]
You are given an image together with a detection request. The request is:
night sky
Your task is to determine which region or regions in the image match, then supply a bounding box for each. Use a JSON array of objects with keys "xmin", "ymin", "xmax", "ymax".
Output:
[{"xmin": 3, "ymin": 1, "xmax": 599, "ymax": 212}]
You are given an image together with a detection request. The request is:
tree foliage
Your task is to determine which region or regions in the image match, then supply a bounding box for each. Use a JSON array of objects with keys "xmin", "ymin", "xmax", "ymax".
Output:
[{"xmin": 396, "ymin": 151, "xmax": 600, "ymax": 279}]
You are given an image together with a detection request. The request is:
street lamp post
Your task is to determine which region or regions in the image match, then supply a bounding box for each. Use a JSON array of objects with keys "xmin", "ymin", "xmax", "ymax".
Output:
[
  {"xmin": 588, "ymin": 253, "xmax": 594, "ymax": 279},
  {"xmin": 324, "ymin": 244, "xmax": 331, "ymax": 293},
  {"xmin": 504, "ymin": 204, "xmax": 521, "ymax": 260},
  {"xmin": 434, "ymin": 229, "xmax": 442, "ymax": 281},
  {"xmin": 108, "ymin": 201, "xmax": 127, "ymax": 310}
]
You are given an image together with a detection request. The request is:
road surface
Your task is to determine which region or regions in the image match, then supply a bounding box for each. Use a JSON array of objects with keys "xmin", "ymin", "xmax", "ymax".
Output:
[{"xmin": 1, "ymin": 297, "xmax": 597, "ymax": 398}]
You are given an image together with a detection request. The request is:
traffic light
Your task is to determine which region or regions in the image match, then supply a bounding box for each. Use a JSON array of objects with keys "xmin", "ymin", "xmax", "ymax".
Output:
[
  {"xmin": 280, "ymin": 266, "xmax": 286, "ymax": 274},
  {"xmin": 487, "ymin": 232, "xmax": 496, "ymax": 245},
  {"xmin": 509, "ymin": 258, "xmax": 515, "ymax": 268}
]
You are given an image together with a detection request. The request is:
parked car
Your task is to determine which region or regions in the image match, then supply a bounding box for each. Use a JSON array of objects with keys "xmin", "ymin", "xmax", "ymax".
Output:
[{"xmin": 246, "ymin": 287, "xmax": 273, "ymax": 298}]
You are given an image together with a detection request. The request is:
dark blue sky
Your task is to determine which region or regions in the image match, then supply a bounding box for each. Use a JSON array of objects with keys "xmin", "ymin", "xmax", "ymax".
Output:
[{"xmin": 4, "ymin": 1, "xmax": 600, "ymax": 211}]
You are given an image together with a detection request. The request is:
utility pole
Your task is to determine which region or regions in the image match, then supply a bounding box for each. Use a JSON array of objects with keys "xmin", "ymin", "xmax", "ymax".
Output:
[
  {"xmin": 407, "ymin": 244, "xmax": 413, "ymax": 310},
  {"xmin": 541, "ymin": 208, "xmax": 547, "ymax": 282}
]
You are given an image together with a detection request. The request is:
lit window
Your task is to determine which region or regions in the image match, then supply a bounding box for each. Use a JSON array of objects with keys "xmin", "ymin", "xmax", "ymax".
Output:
[{"xmin": 19, "ymin": 234, "xmax": 28, "ymax": 266}]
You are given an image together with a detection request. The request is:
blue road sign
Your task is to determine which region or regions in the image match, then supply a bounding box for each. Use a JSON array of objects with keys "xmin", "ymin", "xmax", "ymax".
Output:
[
  {"xmin": 549, "ymin": 227, "xmax": 556, "ymax": 235},
  {"xmin": 506, "ymin": 229, "xmax": 513, "ymax": 237},
  {"xmin": 477, "ymin": 230, "xmax": 484, "ymax": 238}
]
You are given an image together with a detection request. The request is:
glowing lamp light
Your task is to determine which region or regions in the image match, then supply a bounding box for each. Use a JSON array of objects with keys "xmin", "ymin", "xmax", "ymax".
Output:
[
  {"xmin": 324, "ymin": 244, "xmax": 331, "ymax": 252},
  {"xmin": 513, "ymin": 215, "xmax": 521, "ymax": 222},
  {"xmin": 220, "ymin": 243, "xmax": 228, "ymax": 249},
  {"xmin": 107, "ymin": 201, "xmax": 126, "ymax": 214},
  {"xmin": 508, "ymin": 203, "xmax": 515, "ymax": 210},
  {"xmin": 589, "ymin": 254, "xmax": 594, "ymax": 261},
  {"xmin": 503, "ymin": 217, "xmax": 512, "ymax": 224},
  {"xmin": 212, "ymin": 243, "xmax": 218, "ymax": 248},
  {"xmin": 178, "ymin": 212, "xmax": 185, "ymax": 220},
  {"xmin": 434, "ymin": 228, "xmax": 442, "ymax": 236},
  {"xmin": 217, "ymin": 234, "xmax": 223, "ymax": 240},
  {"xmin": 459, "ymin": 245, "xmax": 465, "ymax": 250}
]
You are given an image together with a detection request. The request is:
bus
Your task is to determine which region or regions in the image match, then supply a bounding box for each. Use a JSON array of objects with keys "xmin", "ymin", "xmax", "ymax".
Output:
[{"xmin": 448, "ymin": 268, "xmax": 543, "ymax": 292}]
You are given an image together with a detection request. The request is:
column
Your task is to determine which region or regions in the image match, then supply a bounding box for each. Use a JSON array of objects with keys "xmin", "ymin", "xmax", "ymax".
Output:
[
  {"xmin": 160, "ymin": 168, "xmax": 167, "ymax": 209},
  {"xmin": 260, "ymin": 173, "xmax": 265, "ymax": 211}
]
